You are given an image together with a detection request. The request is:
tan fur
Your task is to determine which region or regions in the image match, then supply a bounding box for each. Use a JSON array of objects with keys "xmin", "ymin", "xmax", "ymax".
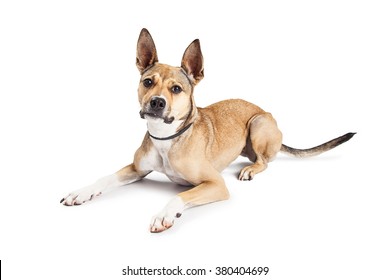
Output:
[
  {"xmin": 61, "ymin": 28, "xmax": 354, "ymax": 233},
  {"xmin": 131, "ymin": 29, "xmax": 284, "ymax": 231}
]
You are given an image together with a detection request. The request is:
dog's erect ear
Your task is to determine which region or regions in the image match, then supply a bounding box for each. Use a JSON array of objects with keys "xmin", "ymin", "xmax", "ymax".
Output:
[
  {"xmin": 136, "ymin": 28, "xmax": 158, "ymax": 73},
  {"xmin": 181, "ymin": 39, "xmax": 204, "ymax": 85}
]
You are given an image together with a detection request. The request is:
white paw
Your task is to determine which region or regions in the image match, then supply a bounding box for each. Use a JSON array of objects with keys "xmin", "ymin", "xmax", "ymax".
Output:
[
  {"xmin": 150, "ymin": 196, "xmax": 185, "ymax": 233},
  {"xmin": 60, "ymin": 174, "xmax": 120, "ymax": 206},
  {"xmin": 60, "ymin": 185, "xmax": 103, "ymax": 206}
]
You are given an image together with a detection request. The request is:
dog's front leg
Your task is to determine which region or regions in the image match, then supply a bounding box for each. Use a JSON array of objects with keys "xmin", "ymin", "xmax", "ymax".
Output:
[
  {"xmin": 150, "ymin": 175, "xmax": 230, "ymax": 233},
  {"xmin": 61, "ymin": 164, "xmax": 149, "ymax": 206}
]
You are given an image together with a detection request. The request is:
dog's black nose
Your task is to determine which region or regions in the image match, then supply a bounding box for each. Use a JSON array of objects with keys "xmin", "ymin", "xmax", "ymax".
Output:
[{"xmin": 150, "ymin": 97, "xmax": 166, "ymax": 111}]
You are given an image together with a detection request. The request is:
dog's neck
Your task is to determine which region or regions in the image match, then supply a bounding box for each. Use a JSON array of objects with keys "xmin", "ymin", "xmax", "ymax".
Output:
[{"xmin": 146, "ymin": 117, "xmax": 185, "ymax": 140}]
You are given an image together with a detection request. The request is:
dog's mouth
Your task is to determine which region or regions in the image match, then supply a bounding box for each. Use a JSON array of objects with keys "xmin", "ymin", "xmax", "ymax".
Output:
[{"xmin": 139, "ymin": 110, "xmax": 175, "ymax": 124}]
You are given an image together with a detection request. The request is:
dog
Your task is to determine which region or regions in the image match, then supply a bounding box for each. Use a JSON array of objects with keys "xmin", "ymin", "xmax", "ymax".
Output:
[{"xmin": 61, "ymin": 28, "xmax": 355, "ymax": 233}]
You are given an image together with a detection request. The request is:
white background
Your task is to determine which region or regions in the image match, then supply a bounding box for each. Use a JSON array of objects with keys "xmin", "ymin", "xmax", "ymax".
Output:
[{"xmin": 1, "ymin": 0, "xmax": 389, "ymax": 279}]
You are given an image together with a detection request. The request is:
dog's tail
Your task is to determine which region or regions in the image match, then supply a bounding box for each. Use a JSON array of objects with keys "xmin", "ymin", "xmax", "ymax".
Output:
[{"xmin": 280, "ymin": 132, "xmax": 356, "ymax": 158}]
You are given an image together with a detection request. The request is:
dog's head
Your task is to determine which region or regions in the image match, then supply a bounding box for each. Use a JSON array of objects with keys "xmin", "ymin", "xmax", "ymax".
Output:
[{"xmin": 137, "ymin": 28, "xmax": 203, "ymax": 125}]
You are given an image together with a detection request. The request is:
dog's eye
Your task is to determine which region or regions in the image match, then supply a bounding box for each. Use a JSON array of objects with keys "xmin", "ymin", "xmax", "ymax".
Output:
[
  {"xmin": 171, "ymin": 85, "xmax": 182, "ymax": 94},
  {"xmin": 143, "ymin": 78, "xmax": 153, "ymax": 88}
]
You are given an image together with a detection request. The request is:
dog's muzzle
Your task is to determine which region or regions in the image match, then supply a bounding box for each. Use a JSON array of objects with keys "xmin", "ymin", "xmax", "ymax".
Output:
[{"xmin": 139, "ymin": 97, "xmax": 174, "ymax": 124}]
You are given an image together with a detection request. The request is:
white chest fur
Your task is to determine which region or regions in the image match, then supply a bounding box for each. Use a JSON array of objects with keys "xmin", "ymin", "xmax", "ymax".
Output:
[
  {"xmin": 148, "ymin": 139, "xmax": 190, "ymax": 186},
  {"xmin": 141, "ymin": 117, "xmax": 190, "ymax": 186}
]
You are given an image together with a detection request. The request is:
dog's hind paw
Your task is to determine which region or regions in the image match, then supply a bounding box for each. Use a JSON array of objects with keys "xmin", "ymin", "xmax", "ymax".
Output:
[
  {"xmin": 238, "ymin": 166, "xmax": 256, "ymax": 181},
  {"xmin": 238, "ymin": 163, "xmax": 267, "ymax": 181}
]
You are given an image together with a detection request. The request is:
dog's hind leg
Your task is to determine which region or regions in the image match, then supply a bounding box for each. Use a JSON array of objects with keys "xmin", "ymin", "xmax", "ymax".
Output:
[{"xmin": 239, "ymin": 113, "xmax": 282, "ymax": 181}]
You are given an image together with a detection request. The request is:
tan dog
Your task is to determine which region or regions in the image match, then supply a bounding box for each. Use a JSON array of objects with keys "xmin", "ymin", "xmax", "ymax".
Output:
[{"xmin": 61, "ymin": 28, "xmax": 355, "ymax": 233}]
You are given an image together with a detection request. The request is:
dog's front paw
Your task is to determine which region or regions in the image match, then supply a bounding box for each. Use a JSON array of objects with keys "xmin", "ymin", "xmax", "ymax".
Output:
[
  {"xmin": 60, "ymin": 186, "xmax": 102, "ymax": 206},
  {"xmin": 60, "ymin": 175, "xmax": 120, "ymax": 206},
  {"xmin": 149, "ymin": 196, "xmax": 185, "ymax": 233},
  {"xmin": 150, "ymin": 213, "xmax": 177, "ymax": 233}
]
